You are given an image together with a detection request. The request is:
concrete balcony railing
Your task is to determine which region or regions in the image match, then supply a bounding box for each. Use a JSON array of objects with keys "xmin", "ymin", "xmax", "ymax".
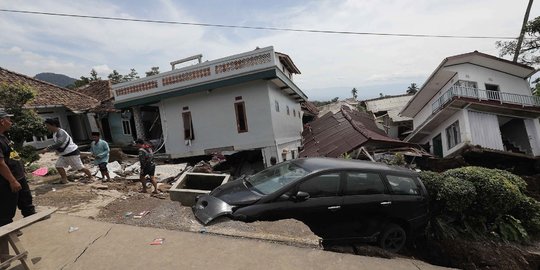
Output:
[
  {"xmin": 112, "ymin": 46, "xmax": 278, "ymax": 103},
  {"xmin": 432, "ymin": 86, "xmax": 540, "ymax": 113}
]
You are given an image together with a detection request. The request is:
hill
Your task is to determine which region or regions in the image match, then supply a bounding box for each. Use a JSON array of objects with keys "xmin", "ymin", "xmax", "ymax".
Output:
[{"xmin": 34, "ymin": 72, "xmax": 77, "ymax": 87}]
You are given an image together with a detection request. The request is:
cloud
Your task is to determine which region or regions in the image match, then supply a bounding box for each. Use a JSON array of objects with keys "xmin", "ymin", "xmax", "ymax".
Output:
[
  {"xmin": 0, "ymin": 0, "xmax": 538, "ymax": 99},
  {"xmin": 91, "ymin": 64, "xmax": 113, "ymax": 76}
]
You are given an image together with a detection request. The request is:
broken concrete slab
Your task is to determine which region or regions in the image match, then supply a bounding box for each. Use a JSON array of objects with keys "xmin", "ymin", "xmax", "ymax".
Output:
[
  {"xmin": 155, "ymin": 164, "xmax": 187, "ymax": 183},
  {"xmin": 124, "ymin": 162, "xmax": 141, "ymax": 173},
  {"xmin": 169, "ymin": 172, "xmax": 230, "ymax": 206},
  {"xmin": 90, "ymin": 161, "xmax": 122, "ymax": 179}
]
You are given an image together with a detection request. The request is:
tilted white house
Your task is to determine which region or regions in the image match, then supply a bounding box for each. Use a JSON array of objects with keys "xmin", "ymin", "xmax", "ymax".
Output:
[
  {"xmin": 400, "ymin": 51, "xmax": 540, "ymax": 158},
  {"xmin": 113, "ymin": 46, "xmax": 307, "ymax": 166}
]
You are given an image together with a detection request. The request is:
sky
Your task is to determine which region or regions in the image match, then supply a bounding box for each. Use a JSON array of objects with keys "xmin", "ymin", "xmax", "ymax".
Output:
[{"xmin": 1, "ymin": 0, "xmax": 539, "ymax": 101}]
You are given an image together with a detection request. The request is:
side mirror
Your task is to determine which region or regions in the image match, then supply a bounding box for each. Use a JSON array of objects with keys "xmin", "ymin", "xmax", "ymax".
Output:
[{"xmin": 293, "ymin": 191, "xmax": 310, "ymax": 201}]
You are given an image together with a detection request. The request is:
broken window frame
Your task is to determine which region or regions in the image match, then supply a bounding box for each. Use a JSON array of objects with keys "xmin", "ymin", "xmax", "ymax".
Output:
[
  {"xmin": 122, "ymin": 120, "xmax": 131, "ymax": 135},
  {"xmin": 234, "ymin": 101, "xmax": 248, "ymax": 133},
  {"xmin": 275, "ymin": 100, "xmax": 280, "ymax": 112},
  {"xmin": 445, "ymin": 120, "xmax": 461, "ymax": 149},
  {"xmin": 182, "ymin": 111, "xmax": 195, "ymax": 140}
]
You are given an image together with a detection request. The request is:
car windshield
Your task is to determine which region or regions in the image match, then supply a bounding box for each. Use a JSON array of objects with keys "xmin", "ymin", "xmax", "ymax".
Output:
[{"xmin": 245, "ymin": 161, "xmax": 310, "ymax": 195}]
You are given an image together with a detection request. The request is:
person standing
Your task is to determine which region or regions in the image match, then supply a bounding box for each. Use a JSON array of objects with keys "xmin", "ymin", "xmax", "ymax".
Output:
[
  {"xmin": 90, "ymin": 132, "xmax": 110, "ymax": 182},
  {"xmin": 0, "ymin": 109, "xmax": 36, "ymax": 225},
  {"xmin": 135, "ymin": 139, "xmax": 158, "ymax": 194},
  {"xmin": 39, "ymin": 118, "xmax": 93, "ymax": 184}
]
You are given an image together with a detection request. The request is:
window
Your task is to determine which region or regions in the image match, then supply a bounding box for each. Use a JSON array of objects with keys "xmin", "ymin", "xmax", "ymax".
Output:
[
  {"xmin": 293, "ymin": 109, "xmax": 296, "ymax": 117},
  {"xmin": 122, "ymin": 120, "xmax": 131, "ymax": 135},
  {"xmin": 275, "ymin": 100, "xmax": 280, "ymax": 112},
  {"xmin": 234, "ymin": 102, "xmax": 248, "ymax": 133},
  {"xmin": 345, "ymin": 172, "xmax": 385, "ymax": 195},
  {"xmin": 182, "ymin": 111, "xmax": 194, "ymax": 140},
  {"xmin": 485, "ymin": 84, "xmax": 499, "ymax": 91},
  {"xmin": 286, "ymin": 105, "xmax": 290, "ymax": 115},
  {"xmin": 386, "ymin": 175, "xmax": 420, "ymax": 195},
  {"xmin": 456, "ymin": 80, "xmax": 478, "ymax": 88},
  {"xmin": 445, "ymin": 121, "xmax": 461, "ymax": 149},
  {"xmin": 298, "ymin": 173, "xmax": 341, "ymax": 198}
]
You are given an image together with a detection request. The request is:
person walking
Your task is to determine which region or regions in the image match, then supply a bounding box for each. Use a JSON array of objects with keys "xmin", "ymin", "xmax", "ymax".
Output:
[
  {"xmin": 0, "ymin": 109, "xmax": 36, "ymax": 265},
  {"xmin": 40, "ymin": 118, "xmax": 93, "ymax": 184},
  {"xmin": 90, "ymin": 131, "xmax": 110, "ymax": 182},
  {"xmin": 135, "ymin": 139, "xmax": 158, "ymax": 194}
]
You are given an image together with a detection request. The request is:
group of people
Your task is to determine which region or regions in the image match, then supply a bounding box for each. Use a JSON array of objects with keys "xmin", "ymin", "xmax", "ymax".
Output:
[{"xmin": 0, "ymin": 110, "xmax": 160, "ymax": 231}]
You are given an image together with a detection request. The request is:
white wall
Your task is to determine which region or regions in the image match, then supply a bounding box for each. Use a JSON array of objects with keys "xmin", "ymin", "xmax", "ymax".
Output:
[
  {"xmin": 25, "ymin": 107, "xmax": 72, "ymax": 149},
  {"xmin": 525, "ymin": 119, "xmax": 540, "ymax": 156},
  {"xmin": 447, "ymin": 63, "xmax": 532, "ymax": 96},
  {"xmin": 160, "ymin": 80, "xmax": 277, "ymax": 158},
  {"xmin": 468, "ymin": 110, "xmax": 504, "ymax": 151},
  {"xmin": 413, "ymin": 74, "xmax": 458, "ymax": 128},
  {"xmin": 419, "ymin": 110, "xmax": 469, "ymax": 157},
  {"xmin": 268, "ymin": 83, "xmax": 303, "ymax": 162}
]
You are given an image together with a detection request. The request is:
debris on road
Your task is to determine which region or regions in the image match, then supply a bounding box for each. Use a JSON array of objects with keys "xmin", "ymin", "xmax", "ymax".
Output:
[
  {"xmin": 32, "ymin": 167, "xmax": 48, "ymax": 176},
  {"xmin": 68, "ymin": 226, "xmax": 79, "ymax": 233},
  {"xmin": 150, "ymin": 238, "xmax": 165, "ymax": 245},
  {"xmin": 133, "ymin": 211, "xmax": 150, "ymax": 219}
]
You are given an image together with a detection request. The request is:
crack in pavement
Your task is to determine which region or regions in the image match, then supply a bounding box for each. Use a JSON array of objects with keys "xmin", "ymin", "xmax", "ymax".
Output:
[{"xmin": 60, "ymin": 226, "xmax": 114, "ymax": 270}]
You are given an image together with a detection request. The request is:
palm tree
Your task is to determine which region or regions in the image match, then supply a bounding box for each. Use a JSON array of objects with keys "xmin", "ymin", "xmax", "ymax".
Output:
[
  {"xmin": 351, "ymin": 88, "xmax": 358, "ymax": 99},
  {"xmin": 406, "ymin": 83, "xmax": 419, "ymax": 94}
]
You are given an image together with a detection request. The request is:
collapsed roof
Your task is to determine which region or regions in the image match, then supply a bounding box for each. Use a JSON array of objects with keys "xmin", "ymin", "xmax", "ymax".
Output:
[{"xmin": 300, "ymin": 106, "xmax": 420, "ymax": 158}]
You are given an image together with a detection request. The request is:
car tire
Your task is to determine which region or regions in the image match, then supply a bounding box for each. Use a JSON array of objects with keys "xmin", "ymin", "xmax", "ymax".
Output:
[{"xmin": 378, "ymin": 223, "xmax": 407, "ymax": 253}]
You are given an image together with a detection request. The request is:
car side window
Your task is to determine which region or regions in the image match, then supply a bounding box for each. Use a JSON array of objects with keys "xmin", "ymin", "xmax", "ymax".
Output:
[
  {"xmin": 386, "ymin": 175, "xmax": 420, "ymax": 195},
  {"xmin": 345, "ymin": 172, "xmax": 385, "ymax": 195},
  {"xmin": 298, "ymin": 173, "xmax": 340, "ymax": 198}
]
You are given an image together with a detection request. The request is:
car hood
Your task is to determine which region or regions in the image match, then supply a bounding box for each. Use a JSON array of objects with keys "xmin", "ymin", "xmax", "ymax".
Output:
[
  {"xmin": 209, "ymin": 179, "xmax": 261, "ymax": 205},
  {"xmin": 192, "ymin": 180, "xmax": 262, "ymax": 225}
]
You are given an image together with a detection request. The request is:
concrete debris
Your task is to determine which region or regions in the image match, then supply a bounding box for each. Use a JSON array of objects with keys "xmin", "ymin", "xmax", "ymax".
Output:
[
  {"xmin": 68, "ymin": 226, "xmax": 79, "ymax": 233},
  {"xmin": 155, "ymin": 164, "xmax": 187, "ymax": 183},
  {"xmin": 124, "ymin": 162, "xmax": 141, "ymax": 173},
  {"xmin": 192, "ymin": 161, "xmax": 213, "ymax": 173},
  {"xmin": 90, "ymin": 183, "xmax": 109, "ymax": 190}
]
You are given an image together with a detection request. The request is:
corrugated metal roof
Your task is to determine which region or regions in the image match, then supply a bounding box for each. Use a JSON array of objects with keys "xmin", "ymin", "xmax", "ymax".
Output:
[{"xmin": 300, "ymin": 106, "xmax": 415, "ymax": 158}]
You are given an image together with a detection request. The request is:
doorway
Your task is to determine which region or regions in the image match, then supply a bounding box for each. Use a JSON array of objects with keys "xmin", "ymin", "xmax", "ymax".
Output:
[{"xmin": 432, "ymin": 133, "xmax": 443, "ymax": 158}]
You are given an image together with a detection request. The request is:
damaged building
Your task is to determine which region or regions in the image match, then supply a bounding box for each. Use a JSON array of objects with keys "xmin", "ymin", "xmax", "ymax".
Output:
[
  {"xmin": 400, "ymin": 51, "xmax": 540, "ymax": 159},
  {"xmin": 361, "ymin": 94, "xmax": 414, "ymax": 140},
  {"xmin": 299, "ymin": 106, "xmax": 427, "ymax": 161},
  {"xmin": 0, "ymin": 67, "xmax": 100, "ymax": 148},
  {"xmin": 112, "ymin": 46, "xmax": 308, "ymax": 167}
]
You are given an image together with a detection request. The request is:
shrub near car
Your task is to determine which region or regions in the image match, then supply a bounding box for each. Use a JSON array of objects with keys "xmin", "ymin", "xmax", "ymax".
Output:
[{"xmin": 193, "ymin": 157, "xmax": 429, "ymax": 252}]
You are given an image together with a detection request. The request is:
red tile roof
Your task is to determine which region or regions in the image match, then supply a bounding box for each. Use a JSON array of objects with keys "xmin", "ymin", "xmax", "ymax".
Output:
[
  {"xmin": 77, "ymin": 80, "xmax": 112, "ymax": 102},
  {"xmin": 301, "ymin": 101, "xmax": 319, "ymax": 116},
  {"xmin": 0, "ymin": 67, "xmax": 99, "ymax": 112},
  {"xmin": 300, "ymin": 106, "xmax": 416, "ymax": 158}
]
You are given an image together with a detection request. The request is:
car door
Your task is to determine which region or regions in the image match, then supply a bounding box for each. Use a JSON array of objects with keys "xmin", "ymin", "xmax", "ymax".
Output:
[
  {"xmin": 384, "ymin": 174, "xmax": 428, "ymax": 227},
  {"xmin": 339, "ymin": 171, "xmax": 392, "ymax": 239},
  {"xmin": 264, "ymin": 172, "xmax": 343, "ymax": 222}
]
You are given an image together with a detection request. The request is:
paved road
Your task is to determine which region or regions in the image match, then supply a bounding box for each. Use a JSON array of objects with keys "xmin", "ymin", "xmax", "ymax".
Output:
[{"xmin": 7, "ymin": 214, "xmax": 452, "ymax": 270}]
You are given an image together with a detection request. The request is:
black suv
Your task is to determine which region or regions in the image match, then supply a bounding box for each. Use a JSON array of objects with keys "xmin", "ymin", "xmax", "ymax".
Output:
[{"xmin": 193, "ymin": 157, "xmax": 429, "ymax": 252}]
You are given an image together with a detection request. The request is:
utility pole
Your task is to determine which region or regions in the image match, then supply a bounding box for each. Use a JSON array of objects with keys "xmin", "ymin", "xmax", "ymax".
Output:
[{"xmin": 514, "ymin": 0, "xmax": 534, "ymax": 62}]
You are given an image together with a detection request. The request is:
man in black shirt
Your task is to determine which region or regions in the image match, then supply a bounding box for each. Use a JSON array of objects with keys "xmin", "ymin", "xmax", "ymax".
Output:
[{"xmin": 0, "ymin": 109, "xmax": 36, "ymax": 228}]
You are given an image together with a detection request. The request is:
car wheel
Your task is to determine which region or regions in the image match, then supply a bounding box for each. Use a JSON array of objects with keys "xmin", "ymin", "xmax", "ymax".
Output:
[{"xmin": 378, "ymin": 223, "xmax": 406, "ymax": 253}]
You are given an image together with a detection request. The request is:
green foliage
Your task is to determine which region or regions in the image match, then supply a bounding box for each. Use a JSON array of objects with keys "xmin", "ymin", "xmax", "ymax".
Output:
[
  {"xmin": 108, "ymin": 70, "xmax": 124, "ymax": 84},
  {"xmin": 339, "ymin": 152, "xmax": 352, "ymax": 159},
  {"xmin": 18, "ymin": 145, "xmax": 40, "ymax": 165},
  {"xmin": 26, "ymin": 163, "xmax": 40, "ymax": 173},
  {"xmin": 0, "ymin": 83, "xmax": 47, "ymax": 149},
  {"xmin": 496, "ymin": 16, "xmax": 540, "ymax": 66},
  {"xmin": 145, "ymin": 66, "xmax": 160, "ymax": 77},
  {"xmin": 351, "ymin": 88, "xmax": 358, "ymax": 100},
  {"xmin": 406, "ymin": 83, "xmax": 419, "ymax": 94},
  {"xmin": 443, "ymin": 166, "xmax": 522, "ymax": 217},
  {"xmin": 438, "ymin": 177, "xmax": 476, "ymax": 213},
  {"xmin": 420, "ymin": 166, "xmax": 540, "ymax": 243},
  {"xmin": 389, "ymin": 153, "xmax": 406, "ymax": 166},
  {"xmin": 47, "ymin": 167, "xmax": 58, "ymax": 175}
]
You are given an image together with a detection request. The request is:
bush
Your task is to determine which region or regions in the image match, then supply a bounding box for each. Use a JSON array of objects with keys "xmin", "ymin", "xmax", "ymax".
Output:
[
  {"xmin": 17, "ymin": 145, "xmax": 40, "ymax": 165},
  {"xmin": 420, "ymin": 166, "xmax": 540, "ymax": 242},
  {"xmin": 443, "ymin": 167, "xmax": 523, "ymax": 218},
  {"xmin": 438, "ymin": 177, "xmax": 476, "ymax": 213}
]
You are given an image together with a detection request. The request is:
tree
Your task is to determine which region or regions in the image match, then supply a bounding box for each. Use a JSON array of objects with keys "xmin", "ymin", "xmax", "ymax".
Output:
[
  {"xmin": 108, "ymin": 70, "xmax": 124, "ymax": 84},
  {"xmin": 331, "ymin": 97, "xmax": 339, "ymax": 102},
  {"xmin": 123, "ymin": 68, "xmax": 139, "ymax": 82},
  {"xmin": 0, "ymin": 83, "xmax": 47, "ymax": 150},
  {"xmin": 145, "ymin": 67, "xmax": 160, "ymax": 77},
  {"xmin": 89, "ymin": 69, "xmax": 100, "ymax": 81},
  {"xmin": 496, "ymin": 16, "xmax": 540, "ymax": 67},
  {"xmin": 406, "ymin": 83, "xmax": 419, "ymax": 94},
  {"xmin": 351, "ymin": 88, "xmax": 358, "ymax": 100}
]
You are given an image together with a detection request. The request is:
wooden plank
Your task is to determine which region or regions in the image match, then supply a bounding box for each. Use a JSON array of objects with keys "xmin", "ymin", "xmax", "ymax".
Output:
[
  {"xmin": 7, "ymin": 233, "xmax": 33, "ymax": 270},
  {"xmin": 0, "ymin": 207, "xmax": 57, "ymax": 238},
  {"xmin": 0, "ymin": 250, "xmax": 28, "ymax": 268}
]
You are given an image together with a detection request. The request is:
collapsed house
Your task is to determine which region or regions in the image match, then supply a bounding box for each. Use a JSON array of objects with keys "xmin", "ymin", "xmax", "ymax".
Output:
[
  {"xmin": 0, "ymin": 67, "xmax": 99, "ymax": 148},
  {"xmin": 77, "ymin": 80, "xmax": 135, "ymax": 145},
  {"xmin": 299, "ymin": 106, "xmax": 427, "ymax": 161},
  {"xmin": 400, "ymin": 51, "xmax": 540, "ymax": 159},
  {"xmin": 112, "ymin": 46, "xmax": 308, "ymax": 167},
  {"xmin": 360, "ymin": 94, "xmax": 414, "ymax": 140}
]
